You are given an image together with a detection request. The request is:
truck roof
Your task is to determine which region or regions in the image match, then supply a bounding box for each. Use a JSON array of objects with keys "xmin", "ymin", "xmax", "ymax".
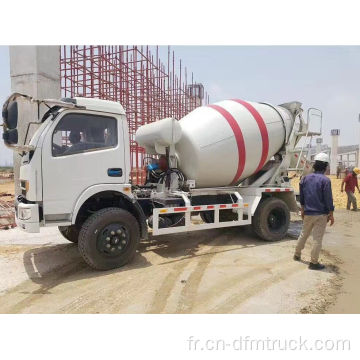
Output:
[
  {"xmin": 72, "ymin": 97, "xmax": 126, "ymax": 115},
  {"xmin": 3, "ymin": 93, "xmax": 126, "ymax": 117}
]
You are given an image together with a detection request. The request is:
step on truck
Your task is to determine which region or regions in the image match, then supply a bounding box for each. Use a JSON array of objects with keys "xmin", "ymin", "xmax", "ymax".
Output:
[{"xmin": 2, "ymin": 93, "xmax": 322, "ymax": 270}]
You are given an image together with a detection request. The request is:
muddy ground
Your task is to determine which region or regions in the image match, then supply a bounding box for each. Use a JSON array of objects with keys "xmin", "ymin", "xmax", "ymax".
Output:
[{"xmin": 0, "ymin": 210, "xmax": 358, "ymax": 314}]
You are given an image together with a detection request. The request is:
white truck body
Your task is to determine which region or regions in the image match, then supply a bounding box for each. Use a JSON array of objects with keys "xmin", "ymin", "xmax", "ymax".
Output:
[{"xmin": 2, "ymin": 93, "xmax": 321, "ymax": 270}]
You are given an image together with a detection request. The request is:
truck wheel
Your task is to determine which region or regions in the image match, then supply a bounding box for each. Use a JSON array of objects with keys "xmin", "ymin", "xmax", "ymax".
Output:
[
  {"xmin": 252, "ymin": 197, "xmax": 290, "ymax": 241},
  {"xmin": 58, "ymin": 225, "xmax": 79, "ymax": 243},
  {"xmin": 78, "ymin": 207, "xmax": 140, "ymax": 270}
]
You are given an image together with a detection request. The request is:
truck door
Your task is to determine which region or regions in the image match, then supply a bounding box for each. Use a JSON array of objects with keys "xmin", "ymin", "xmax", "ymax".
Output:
[{"xmin": 41, "ymin": 111, "xmax": 126, "ymax": 219}]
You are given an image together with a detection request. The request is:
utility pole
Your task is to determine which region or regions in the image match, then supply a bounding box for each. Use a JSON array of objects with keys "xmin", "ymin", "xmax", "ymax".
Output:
[
  {"xmin": 330, "ymin": 129, "xmax": 340, "ymax": 175},
  {"xmin": 316, "ymin": 137, "xmax": 322, "ymax": 155},
  {"xmin": 9, "ymin": 46, "xmax": 61, "ymax": 195}
]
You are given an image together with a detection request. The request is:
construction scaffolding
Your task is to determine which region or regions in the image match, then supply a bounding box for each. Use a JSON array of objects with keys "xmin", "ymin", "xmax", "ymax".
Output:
[{"xmin": 60, "ymin": 46, "xmax": 210, "ymax": 184}]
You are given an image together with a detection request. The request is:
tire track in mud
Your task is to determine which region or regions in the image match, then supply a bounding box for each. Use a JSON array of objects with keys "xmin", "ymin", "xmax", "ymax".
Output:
[
  {"xmin": 174, "ymin": 233, "xmax": 343, "ymax": 314},
  {"xmin": 207, "ymin": 262, "xmax": 307, "ymax": 313},
  {"xmin": 147, "ymin": 256, "xmax": 193, "ymax": 313},
  {"xmin": 148, "ymin": 234, "xmax": 295, "ymax": 314},
  {"xmin": 0, "ymin": 250, "xmax": 154, "ymax": 313},
  {"xmin": 1, "ymin": 225, "xmax": 342, "ymax": 313},
  {"xmin": 148, "ymin": 234, "xmax": 226, "ymax": 314},
  {"xmin": 176, "ymin": 256, "xmax": 292, "ymax": 313},
  {"xmin": 0, "ymin": 261, "xmax": 87, "ymax": 313},
  {"xmin": 176, "ymin": 252, "xmax": 216, "ymax": 313},
  {"xmin": 1, "ymin": 231, "xmax": 222, "ymax": 313}
]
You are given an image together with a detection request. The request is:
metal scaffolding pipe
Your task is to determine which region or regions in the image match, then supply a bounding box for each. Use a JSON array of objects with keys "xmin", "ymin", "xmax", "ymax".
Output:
[{"xmin": 60, "ymin": 46, "xmax": 209, "ymax": 184}]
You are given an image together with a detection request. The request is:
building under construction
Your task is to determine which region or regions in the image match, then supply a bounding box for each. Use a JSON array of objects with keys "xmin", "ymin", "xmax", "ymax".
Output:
[{"xmin": 60, "ymin": 46, "xmax": 209, "ymax": 184}]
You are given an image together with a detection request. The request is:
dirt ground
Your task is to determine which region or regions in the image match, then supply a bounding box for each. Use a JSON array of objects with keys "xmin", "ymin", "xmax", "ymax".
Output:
[
  {"xmin": 0, "ymin": 209, "xmax": 358, "ymax": 314},
  {"xmin": 0, "ymin": 178, "xmax": 359, "ymax": 313},
  {"xmin": 0, "ymin": 181, "xmax": 15, "ymax": 195},
  {"xmin": 0, "ymin": 180, "xmax": 15, "ymax": 229}
]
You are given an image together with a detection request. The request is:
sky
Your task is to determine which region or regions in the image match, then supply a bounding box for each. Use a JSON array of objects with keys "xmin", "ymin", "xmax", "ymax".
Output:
[
  {"xmin": 170, "ymin": 46, "xmax": 360, "ymax": 146},
  {"xmin": 1, "ymin": 45, "xmax": 360, "ymax": 165}
]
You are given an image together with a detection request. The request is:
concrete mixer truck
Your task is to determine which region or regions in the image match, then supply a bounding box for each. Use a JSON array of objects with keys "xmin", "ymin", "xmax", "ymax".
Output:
[{"xmin": 2, "ymin": 93, "xmax": 322, "ymax": 270}]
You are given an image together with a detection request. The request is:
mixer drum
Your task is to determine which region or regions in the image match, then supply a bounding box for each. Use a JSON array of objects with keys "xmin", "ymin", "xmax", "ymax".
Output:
[{"xmin": 176, "ymin": 99, "xmax": 296, "ymax": 187}]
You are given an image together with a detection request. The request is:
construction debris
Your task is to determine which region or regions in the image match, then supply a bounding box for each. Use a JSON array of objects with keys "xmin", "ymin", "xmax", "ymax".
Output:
[
  {"xmin": 0, "ymin": 193, "xmax": 15, "ymax": 230},
  {"xmin": 0, "ymin": 174, "xmax": 16, "ymax": 230}
]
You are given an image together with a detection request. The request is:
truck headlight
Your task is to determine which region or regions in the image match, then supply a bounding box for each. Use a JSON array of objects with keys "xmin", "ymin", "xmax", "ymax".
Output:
[{"xmin": 18, "ymin": 208, "xmax": 31, "ymax": 220}]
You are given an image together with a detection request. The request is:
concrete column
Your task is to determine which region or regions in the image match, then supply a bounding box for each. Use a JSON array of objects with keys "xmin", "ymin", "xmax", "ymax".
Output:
[
  {"xmin": 330, "ymin": 129, "xmax": 340, "ymax": 175},
  {"xmin": 9, "ymin": 46, "xmax": 61, "ymax": 195},
  {"xmin": 316, "ymin": 137, "xmax": 322, "ymax": 155}
]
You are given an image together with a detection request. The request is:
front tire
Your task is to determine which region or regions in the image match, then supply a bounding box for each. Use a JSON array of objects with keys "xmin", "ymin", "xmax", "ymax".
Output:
[
  {"xmin": 252, "ymin": 197, "xmax": 290, "ymax": 241},
  {"xmin": 78, "ymin": 207, "xmax": 140, "ymax": 270}
]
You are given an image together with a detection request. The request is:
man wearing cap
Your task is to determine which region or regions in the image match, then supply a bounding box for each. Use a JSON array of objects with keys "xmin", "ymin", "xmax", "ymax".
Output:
[
  {"xmin": 341, "ymin": 167, "xmax": 360, "ymax": 211},
  {"xmin": 294, "ymin": 153, "xmax": 335, "ymax": 270}
]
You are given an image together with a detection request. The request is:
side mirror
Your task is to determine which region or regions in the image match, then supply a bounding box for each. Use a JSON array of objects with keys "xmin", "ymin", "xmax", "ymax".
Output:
[
  {"xmin": 3, "ymin": 128, "xmax": 18, "ymax": 145},
  {"xmin": 2, "ymin": 101, "xmax": 18, "ymax": 130}
]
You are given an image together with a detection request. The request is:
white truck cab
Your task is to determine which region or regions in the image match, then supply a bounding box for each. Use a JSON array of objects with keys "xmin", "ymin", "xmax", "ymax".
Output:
[
  {"xmin": 2, "ymin": 93, "xmax": 320, "ymax": 270},
  {"xmin": 14, "ymin": 96, "xmax": 132, "ymax": 230}
]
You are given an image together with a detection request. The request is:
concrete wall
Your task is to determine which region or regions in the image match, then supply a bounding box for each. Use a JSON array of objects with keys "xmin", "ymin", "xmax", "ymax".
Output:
[
  {"xmin": 338, "ymin": 151, "xmax": 358, "ymax": 168},
  {"xmin": 10, "ymin": 46, "xmax": 61, "ymax": 194}
]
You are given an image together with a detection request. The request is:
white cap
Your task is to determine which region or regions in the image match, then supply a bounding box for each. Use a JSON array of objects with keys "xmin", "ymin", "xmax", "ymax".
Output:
[{"xmin": 314, "ymin": 152, "xmax": 330, "ymax": 163}]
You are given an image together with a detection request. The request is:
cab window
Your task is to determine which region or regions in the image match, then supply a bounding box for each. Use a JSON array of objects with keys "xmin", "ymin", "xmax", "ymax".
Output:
[{"xmin": 52, "ymin": 113, "xmax": 117, "ymax": 157}]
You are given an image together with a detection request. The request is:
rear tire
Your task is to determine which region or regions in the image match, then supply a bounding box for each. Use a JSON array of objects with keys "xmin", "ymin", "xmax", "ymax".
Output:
[
  {"xmin": 252, "ymin": 197, "xmax": 290, "ymax": 241},
  {"xmin": 58, "ymin": 225, "xmax": 79, "ymax": 243},
  {"xmin": 78, "ymin": 207, "xmax": 140, "ymax": 270}
]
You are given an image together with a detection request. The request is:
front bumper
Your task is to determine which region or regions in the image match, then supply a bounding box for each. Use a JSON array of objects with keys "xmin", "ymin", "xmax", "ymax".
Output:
[{"xmin": 15, "ymin": 200, "xmax": 40, "ymax": 233}]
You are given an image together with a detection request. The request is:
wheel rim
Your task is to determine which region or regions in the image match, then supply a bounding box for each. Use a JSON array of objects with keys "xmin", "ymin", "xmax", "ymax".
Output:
[
  {"xmin": 97, "ymin": 223, "xmax": 130, "ymax": 256},
  {"xmin": 267, "ymin": 208, "xmax": 286, "ymax": 232}
]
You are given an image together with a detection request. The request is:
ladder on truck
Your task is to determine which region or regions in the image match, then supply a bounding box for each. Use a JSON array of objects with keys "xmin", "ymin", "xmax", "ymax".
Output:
[{"xmin": 287, "ymin": 107, "xmax": 323, "ymax": 175}]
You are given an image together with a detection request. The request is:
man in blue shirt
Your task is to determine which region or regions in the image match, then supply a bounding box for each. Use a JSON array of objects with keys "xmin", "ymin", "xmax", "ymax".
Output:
[{"xmin": 294, "ymin": 153, "xmax": 335, "ymax": 270}]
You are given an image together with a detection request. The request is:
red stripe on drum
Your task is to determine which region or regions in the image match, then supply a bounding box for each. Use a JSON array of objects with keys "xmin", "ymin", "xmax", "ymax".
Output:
[
  {"xmin": 208, "ymin": 104, "xmax": 246, "ymax": 185},
  {"xmin": 231, "ymin": 99, "xmax": 269, "ymax": 173}
]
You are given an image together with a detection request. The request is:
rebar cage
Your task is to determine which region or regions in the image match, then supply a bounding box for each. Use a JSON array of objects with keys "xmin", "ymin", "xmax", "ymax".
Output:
[{"xmin": 60, "ymin": 45, "xmax": 209, "ymax": 184}]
